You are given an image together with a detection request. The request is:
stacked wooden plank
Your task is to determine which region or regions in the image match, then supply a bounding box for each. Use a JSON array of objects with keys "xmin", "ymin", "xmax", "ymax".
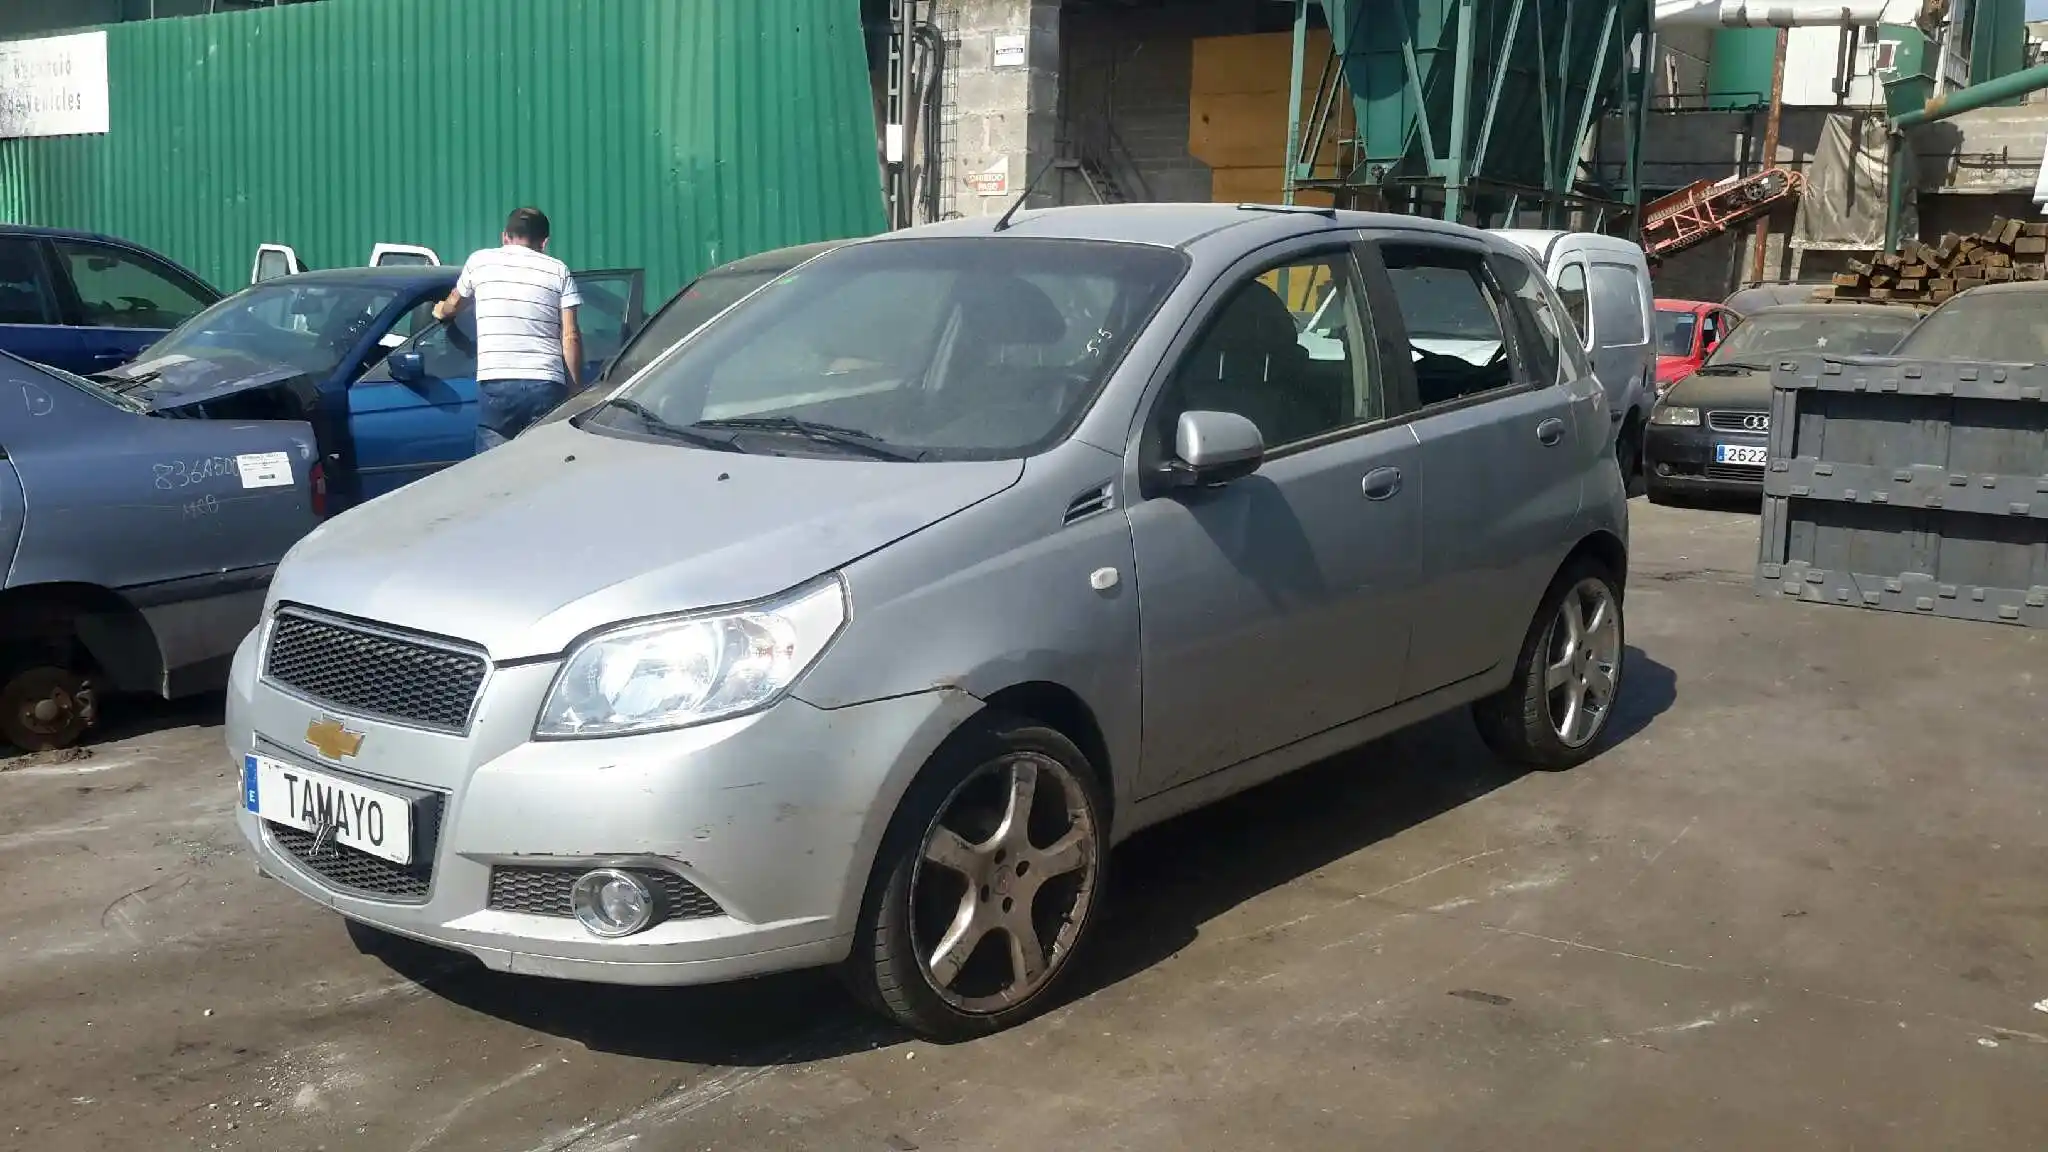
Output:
[{"xmin": 1812, "ymin": 218, "xmax": 2048, "ymax": 306}]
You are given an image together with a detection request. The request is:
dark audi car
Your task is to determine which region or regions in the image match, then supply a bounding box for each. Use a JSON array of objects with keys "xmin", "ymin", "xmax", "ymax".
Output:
[{"xmin": 1645, "ymin": 302, "xmax": 1922, "ymax": 503}]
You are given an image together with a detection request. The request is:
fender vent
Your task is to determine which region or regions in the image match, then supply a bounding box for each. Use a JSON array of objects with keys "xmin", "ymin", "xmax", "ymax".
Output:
[{"xmin": 1063, "ymin": 482, "xmax": 1115, "ymax": 525}]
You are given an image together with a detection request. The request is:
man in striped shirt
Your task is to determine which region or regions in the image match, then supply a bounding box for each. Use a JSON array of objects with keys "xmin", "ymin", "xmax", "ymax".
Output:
[{"xmin": 431, "ymin": 206, "xmax": 584, "ymax": 451}]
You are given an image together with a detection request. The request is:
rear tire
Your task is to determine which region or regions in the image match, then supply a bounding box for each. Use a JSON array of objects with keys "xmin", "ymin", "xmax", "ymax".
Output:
[
  {"xmin": 0, "ymin": 665, "xmax": 95, "ymax": 752},
  {"xmin": 843, "ymin": 712, "xmax": 1109, "ymax": 1041},
  {"xmin": 1473, "ymin": 559, "xmax": 1625, "ymax": 771},
  {"xmin": 1616, "ymin": 418, "xmax": 1644, "ymax": 493}
]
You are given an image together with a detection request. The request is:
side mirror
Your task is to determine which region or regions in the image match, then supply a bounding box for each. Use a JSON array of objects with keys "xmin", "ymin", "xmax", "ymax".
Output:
[
  {"xmin": 388, "ymin": 350, "xmax": 425, "ymax": 383},
  {"xmin": 1164, "ymin": 409, "xmax": 1264, "ymax": 488}
]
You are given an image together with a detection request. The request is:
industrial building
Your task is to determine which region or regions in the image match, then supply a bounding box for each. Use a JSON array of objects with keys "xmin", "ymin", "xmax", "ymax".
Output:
[{"xmin": 4, "ymin": 0, "xmax": 2045, "ymax": 300}]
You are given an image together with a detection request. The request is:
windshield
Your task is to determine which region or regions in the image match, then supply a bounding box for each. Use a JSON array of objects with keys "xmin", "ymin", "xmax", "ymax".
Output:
[
  {"xmin": 139, "ymin": 282, "xmax": 403, "ymax": 378},
  {"xmin": 1708, "ymin": 310, "xmax": 1917, "ymax": 366},
  {"xmin": 1893, "ymin": 291, "xmax": 2048, "ymax": 362},
  {"xmin": 1655, "ymin": 309, "xmax": 1698, "ymax": 357},
  {"xmin": 585, "ymin": 238, "xmax": 1186, "ymax": 460}
]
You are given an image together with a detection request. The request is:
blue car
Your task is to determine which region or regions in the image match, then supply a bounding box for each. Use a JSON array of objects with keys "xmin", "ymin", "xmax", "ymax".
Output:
[
  {"xmin": 91, "ymin": 265, "xmax": 643, "ymax": 511},
  {"xmin": 0, "ymin": 224, "xmax": 224, "ymax": 376}
]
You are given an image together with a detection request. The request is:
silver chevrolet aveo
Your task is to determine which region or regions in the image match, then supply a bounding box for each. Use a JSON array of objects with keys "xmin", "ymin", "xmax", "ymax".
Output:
[{"xmin": 230, "ymin": 204, "xmax": 1629, "ymax": 1040}]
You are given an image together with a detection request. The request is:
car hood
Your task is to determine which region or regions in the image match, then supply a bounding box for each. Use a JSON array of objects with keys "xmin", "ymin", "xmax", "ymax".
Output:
[
  {"xmin": 1654, "ymin": 355, "xmax": 1696, "ymax": 383},
  {"xmin": 268, "ymin": 422, "xmax": 1025, "ymax": 660},
  {"xmin": 1662, "ymin": 364, "xmax": 1770, "ymax": 410},
  {"xmin": 100, "ymin": 349, "xmax": 313, "ymax": 410}
]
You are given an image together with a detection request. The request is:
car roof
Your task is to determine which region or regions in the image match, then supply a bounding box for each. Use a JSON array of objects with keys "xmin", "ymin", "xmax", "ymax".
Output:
[
  {"xmin": 1947, "ymin": 279, "xmax": 2048, "ymax": 297},
  {"xmin": 250, "ymin": 265, "xmax": 459, "ymax": 288},
  {"xmin": 1748, "ymin": 302, "xmax": 1922, "ymax": 319},
  {"xmin": 0, "ymin": 223, "xmax": 155, "ymax": 246},
  {"xmin": 1493, "ymin": 228, "xmax": 1645, "ymax": 262},
  {"xmin": 709, "ymin": 238, "xmax": 858, "ymax": 275},
  {"xmin": 869, "ymin": 202, "xmax": 1521, "ymax": 253}
]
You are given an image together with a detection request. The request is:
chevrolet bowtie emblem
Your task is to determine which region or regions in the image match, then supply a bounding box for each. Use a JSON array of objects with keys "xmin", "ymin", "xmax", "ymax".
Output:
[{"xmin": 305, "ymin": 717, "xmax": 365, "ymax": 761}]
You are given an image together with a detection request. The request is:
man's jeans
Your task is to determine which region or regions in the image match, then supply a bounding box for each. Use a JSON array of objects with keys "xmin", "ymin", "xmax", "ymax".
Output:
[{"xmin": 476, "ymin": 378, "xmax": 569, "ymax": 453}]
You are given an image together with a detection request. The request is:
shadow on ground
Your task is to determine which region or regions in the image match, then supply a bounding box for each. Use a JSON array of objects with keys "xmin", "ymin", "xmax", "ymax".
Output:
[
  {"xmin": 363, "ymin": 647, "xmax": 1679, "ymax": 1063},
  {"xmin": 0, "ymin": 690, "xmax": 224, "ymax": 764}
]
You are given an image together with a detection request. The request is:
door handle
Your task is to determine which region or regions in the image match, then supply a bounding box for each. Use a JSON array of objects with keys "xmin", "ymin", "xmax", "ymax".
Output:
[
  {"xmin": 1536, "ymin": 417, "xmax": 1566, "ymax": 446},
  {"xmin": 1361, "ymin": 466, "xmax": 1403, "ymax": 501}
]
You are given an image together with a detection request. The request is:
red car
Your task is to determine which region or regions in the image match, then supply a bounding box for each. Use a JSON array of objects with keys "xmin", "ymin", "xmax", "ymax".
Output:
[{"xmin": 1653, "ymin": 298, "xmax": 1742, "ymax": 397}]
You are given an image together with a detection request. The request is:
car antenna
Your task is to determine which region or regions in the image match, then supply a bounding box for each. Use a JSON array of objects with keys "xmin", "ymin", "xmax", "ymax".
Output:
[{"xmin": 991, "ymin": 160, "xmax": 1063, "ymax": 233}]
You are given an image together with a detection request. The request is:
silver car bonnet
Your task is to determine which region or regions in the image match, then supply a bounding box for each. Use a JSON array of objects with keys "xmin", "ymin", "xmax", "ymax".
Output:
[{"xmin": 268, "ymin": 422, "xmax": 1024, "ymax": 659}]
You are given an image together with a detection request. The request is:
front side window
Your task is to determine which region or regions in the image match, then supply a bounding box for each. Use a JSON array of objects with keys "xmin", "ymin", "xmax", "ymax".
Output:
[
  {"xmin": 53, "ymin": 240, "xmax": 214, "ymax": 330},
  {"xmin": 1150, "ymin": 251, "xmax": 1381, "ymax": 454},
  {"xmin": 1655, "ymin": 308, "xmax": 1698, "ymax": 358},
  {"xmin": 1380, "ymin": 244, "xmax": 1514, "ymax": 407},
  {"xmin": 588, "ymin": 238, "xmax": 1187, "ymax": 460},
  {"xmin": 1587, "ymin": 262, "xmax": 1647, "ymax": 349},
  {"xmin": 145, "ymin": 282, "xmax": 401, "ymax": 379}
]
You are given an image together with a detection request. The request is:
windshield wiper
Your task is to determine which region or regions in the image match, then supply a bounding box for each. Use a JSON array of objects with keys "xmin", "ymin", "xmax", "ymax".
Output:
[
  {"xmin": 692, "ymin": 416, "xmax": 922, "ymax": 461},
  {"xmin": 1695, "ymin": 361, "xmax": 1768, "ymax": 374},
  {"xmin": 593, "ymin": 398, "xmax": 741, "ymax": 451}
]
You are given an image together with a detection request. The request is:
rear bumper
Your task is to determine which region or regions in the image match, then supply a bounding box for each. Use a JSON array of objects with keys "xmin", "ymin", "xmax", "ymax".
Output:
[{"xmin": 1644, "ymin": 422, "xmax": 1765, "ymax": 495}]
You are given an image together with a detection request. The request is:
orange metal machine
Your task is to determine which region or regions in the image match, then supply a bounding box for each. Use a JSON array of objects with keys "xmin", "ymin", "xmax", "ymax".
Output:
[{"xmin": 1640, "ymin": 168, "xmax": 1805, "ymax": 260}]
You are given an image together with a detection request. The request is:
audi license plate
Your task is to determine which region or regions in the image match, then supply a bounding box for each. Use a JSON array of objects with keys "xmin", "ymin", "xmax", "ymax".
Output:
[
  {"xmin": 243, "ymin": 753, "xmax": 413, "ymax": 864},
  {"xmin": 1714, "ymin": 443, "xmax": 1768, "ymax": 467}
]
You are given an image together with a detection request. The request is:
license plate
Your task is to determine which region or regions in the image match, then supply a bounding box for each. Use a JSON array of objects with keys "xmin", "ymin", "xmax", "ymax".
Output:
[
  {"xmin": 1714, "ymin": 443, "xmax": 1768, "ymax": 467},
  {"xmin": 243, "ymin": 753, "xmax": 413, "ymax": 864}
]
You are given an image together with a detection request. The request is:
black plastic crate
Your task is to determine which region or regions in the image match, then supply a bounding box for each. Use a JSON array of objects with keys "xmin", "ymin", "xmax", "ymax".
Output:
[{"xmin": 1755, "ymin": 354, "xmax": 2048, "ymax": 628}]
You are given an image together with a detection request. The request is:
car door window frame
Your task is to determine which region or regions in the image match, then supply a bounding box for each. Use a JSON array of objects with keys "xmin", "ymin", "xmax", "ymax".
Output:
[
  {"xmin": 1132, "ymin": 235, "xmax": 1395, "ymax": 485},
  {"xmin": 1353, "ymin": 234, "xmax": 1547, "ymax": 422}
]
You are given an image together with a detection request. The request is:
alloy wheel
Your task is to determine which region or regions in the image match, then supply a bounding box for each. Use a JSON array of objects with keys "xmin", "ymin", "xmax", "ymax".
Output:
[
  {"xmin": 909, "ymin": 752, "xmax": 1099, "ymax": 1014},
  {"xmin": 1542, "ymin": 578, "xmax": 1621, "ymax": 748}
]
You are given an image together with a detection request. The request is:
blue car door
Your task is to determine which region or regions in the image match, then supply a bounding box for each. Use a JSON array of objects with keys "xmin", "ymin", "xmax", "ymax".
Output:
[
  {"xmin": 347, "ymin": 311, "xmax": 480, "ymax": 502},
  {"xmin": 569, "ymin": 268, "xmax": 646, "ymax": 384},
  {"xmin": 0, "ymin": 236, "xmax": 90, "ymax": 373}
]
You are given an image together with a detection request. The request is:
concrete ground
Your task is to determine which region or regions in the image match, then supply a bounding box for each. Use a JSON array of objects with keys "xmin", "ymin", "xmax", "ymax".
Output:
[{"xmin": 3, "ymin": 499, "xmax": 2043, "ymax": 1152}]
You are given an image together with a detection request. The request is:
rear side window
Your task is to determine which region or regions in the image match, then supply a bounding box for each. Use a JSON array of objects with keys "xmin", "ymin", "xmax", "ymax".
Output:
[
  {"xmin": 53, "ymin": 239, "xmax": 214, "ymax": 331},
  {"xmin": 1491, "ymin": 255, "xmax": 1566, "ymax": 385},
  {"xmin": 0, "ymin": 238, "xmax": 58, "ymax": 325},
  {"xmin": 1379, "ymin": 244, "xmax": 1514, "ymax": 408},
  {"xmin": 1588, "ymin": 261, "xmax": 1647, "ymax": 348}
]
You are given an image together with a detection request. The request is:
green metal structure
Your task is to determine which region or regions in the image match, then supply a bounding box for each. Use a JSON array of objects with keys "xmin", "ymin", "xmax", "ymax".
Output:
[
  {"xmin": 0, "ymin": 0, "xmax": 884, "ymax": 298},
  {"xmin": 1283, "ymin": 0, "xmax": 1652, "ymax": 231}
]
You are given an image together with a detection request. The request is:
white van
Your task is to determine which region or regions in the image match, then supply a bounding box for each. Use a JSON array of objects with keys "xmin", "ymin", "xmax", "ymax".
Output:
[{"xmin": 1492, "ymin": 230, "xmax": 1656, "ymax": 484}]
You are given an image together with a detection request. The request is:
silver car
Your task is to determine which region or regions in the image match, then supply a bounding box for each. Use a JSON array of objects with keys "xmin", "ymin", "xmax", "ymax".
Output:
[{"xmin": 228, "ymin": 205, "xmax": 1628, "ymax": 1040}]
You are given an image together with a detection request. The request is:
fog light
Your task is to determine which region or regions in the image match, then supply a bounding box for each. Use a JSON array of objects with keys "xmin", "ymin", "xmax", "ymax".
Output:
[
  {"xmin": 1656, "ymin": 462, "xmax": 1673, "ymax": 477},
  {"xmin": 570, "ymin": 869, "xmax": 655, "ymax": 938}
]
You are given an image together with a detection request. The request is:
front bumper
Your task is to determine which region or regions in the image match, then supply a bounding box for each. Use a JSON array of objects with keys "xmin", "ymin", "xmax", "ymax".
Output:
[
  {"xmin": 1644, "ymin": 421, "xmax": 1766, "ymax": 496},
  {"xmin": 226, "ymin": 626, "xmax": 980, "ymax": 985}
]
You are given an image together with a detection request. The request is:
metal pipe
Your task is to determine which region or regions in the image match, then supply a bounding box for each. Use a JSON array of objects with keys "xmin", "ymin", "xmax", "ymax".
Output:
[
  {"xmin": 1894, "ymin": 61, "xmax": 2048, "ymax": 127},
  {"xmin": 1652, "ymin": 0, "xmax": 1886, "ymax": 27},
  {"xmin": 1283, "ymin": 0, "xmax": 1309, "ymax": 205},
  {"xmin": 1444, "ymin": 0, "xmax": 1478, "ymax": 221},
  {"xmin": 1749, "ymin": 27, "xmax": 1788, "ymax": 285}
]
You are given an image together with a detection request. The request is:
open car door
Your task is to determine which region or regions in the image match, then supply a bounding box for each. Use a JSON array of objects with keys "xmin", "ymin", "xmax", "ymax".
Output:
[{"xmin": 569, "ymin": 267, "xmax": 645, "ymax": 385}]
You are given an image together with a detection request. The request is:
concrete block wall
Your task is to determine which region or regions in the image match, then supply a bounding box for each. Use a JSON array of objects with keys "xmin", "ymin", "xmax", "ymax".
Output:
[{"xmin": 933, "ymin": 0, "xmax": 1061, "ymax": 218}]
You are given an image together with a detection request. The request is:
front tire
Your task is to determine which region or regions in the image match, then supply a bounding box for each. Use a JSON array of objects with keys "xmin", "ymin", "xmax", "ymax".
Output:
[
  {"xmin": 1473, "ymin": 559, "xmax": 1625, "ymax": 770},
  {"xmin": 844, "ymin": 713, "xmax": 1108, "ymax": 1041}
]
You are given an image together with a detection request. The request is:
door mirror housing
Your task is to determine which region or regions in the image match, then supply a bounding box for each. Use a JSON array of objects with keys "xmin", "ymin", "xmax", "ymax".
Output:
[
  {"xmin": 1165, "ymin": 409, "xmax": 1264, "ymax": 488},
  {"xmin": 387, "ymin": 350, "xmax": 425, "ymax": 383}
]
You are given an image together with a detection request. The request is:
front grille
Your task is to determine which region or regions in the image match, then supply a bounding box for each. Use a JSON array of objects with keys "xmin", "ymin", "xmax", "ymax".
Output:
[
  {"xmin": 1707, "ymin": 410, "xmax": 1769, "ymax": 435},
  {"xmin": 269, "ymin": 813, "xmax": 439, "ymax": 902},
  {"xmin": 1705, "ymin": 464, "xmax": 1767, "ymax": 483},
  {"xmin": 488, "ymin": 866, "xmax": 723, "ymax": 921},
  {"xmin": 266, "ymin": 610, "xmax": 487, "ymax": 731}
]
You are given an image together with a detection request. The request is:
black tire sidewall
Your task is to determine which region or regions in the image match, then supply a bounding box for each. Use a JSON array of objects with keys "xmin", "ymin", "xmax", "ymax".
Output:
[{"xmin": 1478, "ymin": 559, "xmax": 1626, "ymax": 770}]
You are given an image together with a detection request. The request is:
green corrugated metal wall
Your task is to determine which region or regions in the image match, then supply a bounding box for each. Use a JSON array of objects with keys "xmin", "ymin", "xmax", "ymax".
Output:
[{"xmin": 0, "ymin": 0, "xmax": 884, "ymax": 299}]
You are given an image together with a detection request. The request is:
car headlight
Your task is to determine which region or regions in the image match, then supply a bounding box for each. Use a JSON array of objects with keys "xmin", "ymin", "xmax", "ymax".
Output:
[
  {"xmin": 535, "ymin": 576, "xmax": 847, "ymax": 738},
  {"xmin": 1651, "ymin": 405, "xmax": 1701, "ymax": 427}
]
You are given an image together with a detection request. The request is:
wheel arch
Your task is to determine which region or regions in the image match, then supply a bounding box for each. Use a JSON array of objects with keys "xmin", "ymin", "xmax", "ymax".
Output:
[
  {"xmin": 1561, "ymin": 529, "xmax": 1628, "ymax": 597},
  {"xmin": 977, "ymin": 680, "xmax": 1117, "ymax": 823},
  {"xmin": 0, "ymin": 581, "xmax": 166, "ymax": 692}
]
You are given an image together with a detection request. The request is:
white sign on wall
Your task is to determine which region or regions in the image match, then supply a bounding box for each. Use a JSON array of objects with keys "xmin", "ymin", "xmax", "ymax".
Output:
[{"xmin": 0, "ymin": 31, "xmax": 111, "ymax": 140}]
